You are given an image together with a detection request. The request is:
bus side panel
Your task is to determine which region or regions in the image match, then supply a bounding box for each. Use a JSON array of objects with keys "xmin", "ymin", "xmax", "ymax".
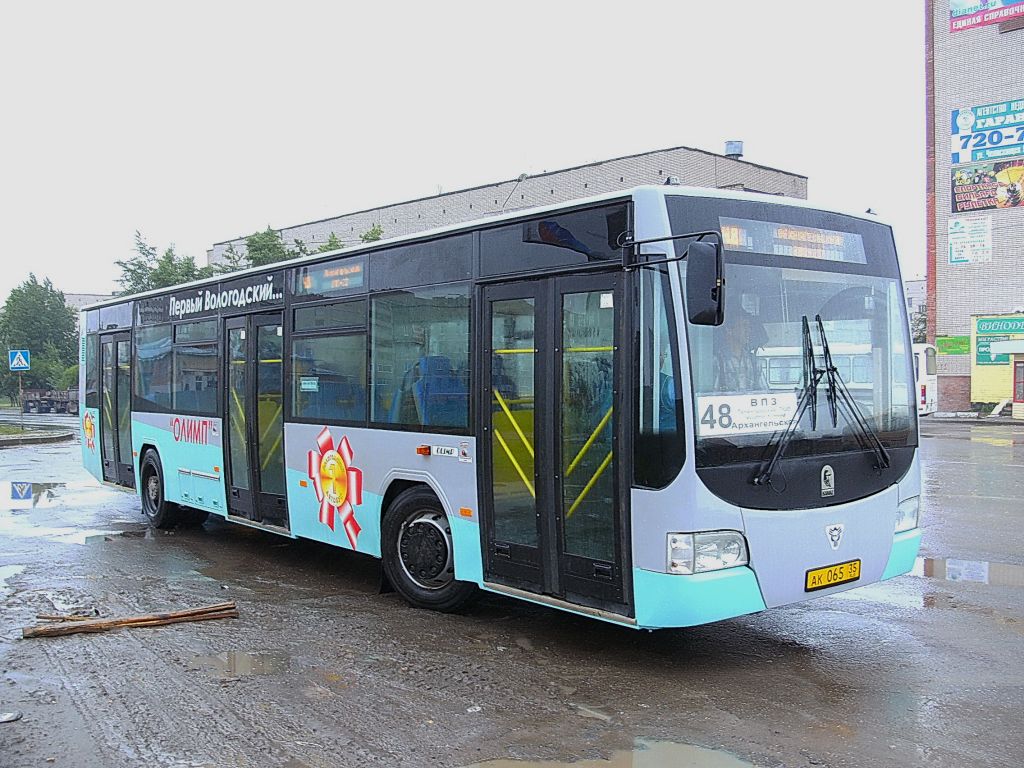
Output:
[
  {"xmin": 131, "ymin": 412, "xmax": 228, "ymax": 515},
  {"xmin": 81, "ymin": 407, "xmax": 103, "ymax": 481},
  {"xmin": 283, "ymin": 423, "xmax": 483, "ymax": 584}
]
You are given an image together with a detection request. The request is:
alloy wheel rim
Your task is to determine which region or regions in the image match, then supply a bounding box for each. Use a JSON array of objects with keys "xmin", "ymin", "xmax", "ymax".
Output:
[{"xmin": 397, "ymin": 510, "xmax": 454, "ymax": 591}]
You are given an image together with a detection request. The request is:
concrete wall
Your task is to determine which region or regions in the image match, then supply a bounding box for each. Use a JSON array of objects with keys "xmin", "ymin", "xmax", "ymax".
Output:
[
  {"xmin": 928, "ymin": 3, "xmax": 1024, "ymax": 410},
  {"xmin": 207, "ymin": 145, "xmax": 807, "ymax": 265}
]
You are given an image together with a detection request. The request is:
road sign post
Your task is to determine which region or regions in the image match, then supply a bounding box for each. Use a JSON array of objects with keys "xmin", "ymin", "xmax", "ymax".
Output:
[{"xmin": 8, "ymin": 349, "xmax": 31, "ymax": 433}]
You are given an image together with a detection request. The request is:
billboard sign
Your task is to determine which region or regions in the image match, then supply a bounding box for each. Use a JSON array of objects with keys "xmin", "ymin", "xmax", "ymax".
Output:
[
  {"xmin": 950, "ymin": 0, "xmax": 1024, "ymax": 31},
  {"xmin": 937, "ymin": 336, "xmax": 970, "ymax": 355},
  {"xmin": 947, "ymin": 216, "xmax": 992, "ymax": 265},
  {"xmin": 951, "ymin": 99, "xmax": 1024, "ymax": 165},
  {"xmin": 975, "ymin": 317, "xmax": 1024, "ymax": 366},
  {"xmin": 951, "ymin": 159, "xmax": 1024, "ymax": 213}
]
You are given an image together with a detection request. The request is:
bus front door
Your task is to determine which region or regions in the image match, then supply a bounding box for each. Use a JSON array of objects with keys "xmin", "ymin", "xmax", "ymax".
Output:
[
  {"xmin": 224, "ymin": 314, "xmax": 289, "ymax": 529},
  {"xmin": 481, "ymin": 273, "xmax": 628, "ymax": 614},
  {"xmin": 99, "ymin": 332, "xmax": 134, "ymax": 488}
]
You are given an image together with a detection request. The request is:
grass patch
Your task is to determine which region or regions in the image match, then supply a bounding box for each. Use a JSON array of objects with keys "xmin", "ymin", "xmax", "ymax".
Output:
[{"xmin": 0, "ymin": 424, "xmax": 29, "ymax": 436}]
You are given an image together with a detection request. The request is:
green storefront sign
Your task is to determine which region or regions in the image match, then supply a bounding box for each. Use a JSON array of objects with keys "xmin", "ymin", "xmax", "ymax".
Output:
[
  {"xmin": 937, "ymin": 335, "xmax": 969, "ymax": 355},
  {"xmin": 977, "ymin": 318, "xmax": 1024, "ymax": 335},
  {"xmin": 976, "ymin": 336, "xmax": 1010, "ymax": 365}
]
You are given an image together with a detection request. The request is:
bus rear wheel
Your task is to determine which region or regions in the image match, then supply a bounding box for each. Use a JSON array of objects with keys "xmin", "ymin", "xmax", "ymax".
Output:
[
  {"xmin": 382, "ymin": 486, "xmax": 476, "ymax": 612},
  {"xmin": 139, "ymin": 450, "xmax": 181, "ymax": 529}
]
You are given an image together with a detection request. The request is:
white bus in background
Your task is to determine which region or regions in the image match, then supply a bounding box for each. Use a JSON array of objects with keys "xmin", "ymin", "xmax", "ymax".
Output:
[{"xmin": 913, "ymin": 343, "xmax": 937, "ymax": 416}]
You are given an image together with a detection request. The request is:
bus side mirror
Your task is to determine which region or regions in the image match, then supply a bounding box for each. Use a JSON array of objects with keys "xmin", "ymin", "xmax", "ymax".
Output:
[{"xmin": 686, "ymin": 240, "xmax": 725, "ymax": 326}]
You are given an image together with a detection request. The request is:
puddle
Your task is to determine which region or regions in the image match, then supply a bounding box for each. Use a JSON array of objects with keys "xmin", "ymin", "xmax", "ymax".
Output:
[
  {"xmin": 0, "ymin": 509, "xmax": 121, "ymax": 545},
  {"xmin": 0, "ymin": 565, "xmax": 26, "ymax": 599},
  {"xmin": 7, "ymin": 482, "xmax": 65, "ymax": 507},
  {"xmin": 189, "ymin": 651, "xmax": 290, "ymax": 678},
  {"xmin": 911, "ymin": 557, "xmax": 1024, "ymax": 588},
  {"xmin": 464, "ymin": 739, "xmax": 752, "ymax": 768},
  {"xmin": 0, "ymin": 481, "xmax": 134, "ymax": 545}
]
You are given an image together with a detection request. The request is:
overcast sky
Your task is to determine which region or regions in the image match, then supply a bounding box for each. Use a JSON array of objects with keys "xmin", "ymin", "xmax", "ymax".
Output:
[{"xmin": 0, "ymin": 1, "xmax": 926, "ymax": 304}]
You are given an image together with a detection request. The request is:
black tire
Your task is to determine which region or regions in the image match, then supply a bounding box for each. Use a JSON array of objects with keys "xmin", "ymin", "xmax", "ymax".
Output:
[
  {"xmin": 381, "ymin": 486, "xmax": 477, "ymax": 612},
  {"xmin": 139, "ymin": 450, "xmax": 181, "ymax": 529}
]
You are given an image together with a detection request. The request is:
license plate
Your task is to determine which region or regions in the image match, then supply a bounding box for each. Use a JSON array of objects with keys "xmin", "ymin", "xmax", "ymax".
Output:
[{"xmin": 805, "ymin": 559, "xmax": 861, "ymax": 592}]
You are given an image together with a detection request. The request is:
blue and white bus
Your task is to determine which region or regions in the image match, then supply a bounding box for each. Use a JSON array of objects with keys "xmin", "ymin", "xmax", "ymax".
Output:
[{"xmin": 79, "ymin": 186, "xmax": 921, "ymax": 628}]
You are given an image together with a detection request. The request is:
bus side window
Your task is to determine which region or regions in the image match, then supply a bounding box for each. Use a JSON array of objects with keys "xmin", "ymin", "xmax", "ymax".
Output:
[
  {"xmin": 134, "ymin": 324, "xmax": 173, "ymax": 410},
  {"xmin": 85, "ymin": 334, "xmax": 100, "ymax": 409},
  {"xmin": 370, "ymin": 284, "xmax": 471, "ymax": 430},
  {"xmin": 635, "ymin": 267, "xmax": 685, "ymax": 488}
]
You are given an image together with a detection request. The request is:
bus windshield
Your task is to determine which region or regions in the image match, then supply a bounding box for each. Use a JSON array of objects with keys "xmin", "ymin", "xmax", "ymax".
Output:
[{"xmin": 666, "ymin": 196, "xmax": 917, "ymax": 468}]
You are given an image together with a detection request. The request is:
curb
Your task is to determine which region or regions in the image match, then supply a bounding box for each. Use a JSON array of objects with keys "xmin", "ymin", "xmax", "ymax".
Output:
[
  {"xmin": 0, "ymin": 430, "xmax": 76, "ymax": 447},
  {"xmin": 925, "ymin": 416, "xmax": 1021, "ymax": 426}
]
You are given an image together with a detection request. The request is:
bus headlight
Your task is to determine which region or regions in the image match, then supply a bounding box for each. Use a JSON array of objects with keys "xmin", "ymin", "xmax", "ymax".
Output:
[
  {"xmin": 896, "ymin": 497, "xmax": 920, "ymax": 533},
  {"xmin": 668, "ymin": 531, "xmax": 748, "ymax": 574}
]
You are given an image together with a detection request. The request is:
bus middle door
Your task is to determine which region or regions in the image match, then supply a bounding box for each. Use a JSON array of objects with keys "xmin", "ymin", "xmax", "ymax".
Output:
[
  {"xmin": 480, "ymin": 273, "xmax": 628, "ymax": 615},
  {"xmin": 224, "ymin": 313, "xmax": 288, "ymax": 529}
]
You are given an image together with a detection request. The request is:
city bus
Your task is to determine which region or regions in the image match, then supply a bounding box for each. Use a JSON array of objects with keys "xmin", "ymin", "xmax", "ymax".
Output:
[
  {"xmin": 913, "ymin": 343, "xmax": 938, "ymax": 416},
  {"xmin": 79, "ymin": 186, "xmax": 921, "ymax": 629}
]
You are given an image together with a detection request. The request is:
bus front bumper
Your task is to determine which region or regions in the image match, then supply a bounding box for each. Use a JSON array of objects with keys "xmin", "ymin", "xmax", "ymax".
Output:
[
  {"xmin": 881, "ymin": 528, "xmax": 922, "ymax": 580},
  {"xmin": 632, "ymin": 528, "xmax": 921, "ymax": 629},
  {"xmin": 632, "ymin": 566, "xmax": 766, "ymax": 629}
]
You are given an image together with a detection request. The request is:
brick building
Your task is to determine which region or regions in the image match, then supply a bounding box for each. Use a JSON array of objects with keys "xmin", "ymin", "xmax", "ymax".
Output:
[
  {"xmin": 207, "ymin": 144, "xmax": 807, "ymax": 266},
  {"xmin": 927, "ymin": 2, "xmax": 1024, "ymax": 413}
]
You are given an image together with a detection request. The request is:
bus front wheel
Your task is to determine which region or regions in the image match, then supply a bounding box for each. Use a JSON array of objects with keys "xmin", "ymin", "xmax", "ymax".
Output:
[
  {"xmin": 139, "ymin": 450, "xmax": 180, "ymax": 529},
  {"xmin": 382, "ymin": 486, "xmax": 477, "ymax": 613}
]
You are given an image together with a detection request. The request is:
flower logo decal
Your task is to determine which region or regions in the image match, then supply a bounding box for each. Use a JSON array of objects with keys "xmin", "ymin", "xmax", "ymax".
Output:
[
  {"xmin": 307, "ymin": 427, "xmax": 363, "ymax": 548},
  {"xmin": 82, "ymin": 412, "xmax": 96, "ymax": 451}
]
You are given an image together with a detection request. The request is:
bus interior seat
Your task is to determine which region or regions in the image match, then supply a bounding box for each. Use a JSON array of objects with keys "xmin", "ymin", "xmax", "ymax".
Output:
[
  {"xmin": 388, "ymin": 355, "xmax": 467, "ymax": 427},
  {"xmin": 316, "ymin": 378, "xmax": 366, "ymax": 421}
]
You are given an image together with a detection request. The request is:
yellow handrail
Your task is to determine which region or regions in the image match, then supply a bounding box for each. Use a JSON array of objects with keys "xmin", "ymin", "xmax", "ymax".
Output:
[
  {"xmin": 564, "ymin": 346, "xmax": 613, "ymax": 353},
  {"xmin": 493, "ymin": 348, "xmax": 537, "ymax": 355},
  {"xmin": 566, "ymin": 450, "xmax": 613, "ymax": 518},
  {"xmin": 492, "ymin": 388, "xmax": 534, "ymax": 459},
  {"xmin": 494, "ymin": 428, "xmax": 535, "ymax": 498},
  {"xmin": 565, "ymin": 406, "xmax": 613, "ymax": 478}
]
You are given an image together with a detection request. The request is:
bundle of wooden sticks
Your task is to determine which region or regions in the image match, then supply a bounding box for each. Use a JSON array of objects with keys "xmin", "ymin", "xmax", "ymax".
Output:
[{"xmin": 22, "ymin": 601, "xmax": 238, "ymax": 639}]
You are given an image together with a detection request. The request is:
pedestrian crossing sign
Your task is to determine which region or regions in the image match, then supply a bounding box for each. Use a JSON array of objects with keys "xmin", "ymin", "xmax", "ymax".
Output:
[{"xmin": 8, "ymin": 349, "xmax": 30, "ymax": 371}]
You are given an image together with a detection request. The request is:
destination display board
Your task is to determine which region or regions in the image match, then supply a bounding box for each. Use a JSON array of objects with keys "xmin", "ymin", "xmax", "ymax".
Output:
[
  {"xmin": 292, "ymin": 256, "xmax": 366, "ymax": 298},
  {"xmin": 719, "ymin": 217, "xmax": 867, "ymax": 264}
]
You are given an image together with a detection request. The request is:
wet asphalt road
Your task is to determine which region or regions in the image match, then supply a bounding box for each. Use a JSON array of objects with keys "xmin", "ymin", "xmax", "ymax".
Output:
[{"xmin": 1, "ymin": 418, "xmax": 1022, "ymax": 768}]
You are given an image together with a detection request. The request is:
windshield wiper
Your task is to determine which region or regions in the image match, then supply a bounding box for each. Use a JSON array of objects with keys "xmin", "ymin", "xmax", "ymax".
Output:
[
  {"xmin": 815, "ymin": 315, "xmax": 891, "ymax": 471},
  {"xmin": 753, "ymin": 316, "xmax": 822, "ymax": 487}
]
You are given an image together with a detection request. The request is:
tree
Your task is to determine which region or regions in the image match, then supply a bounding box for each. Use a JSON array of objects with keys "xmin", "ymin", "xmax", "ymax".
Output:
[
  {"xmin": 215, "ymin": 243, "xmax": 251, "ymax": 274},
  {"xmin": 0, "ymin": 275, "xmax": 78, "ymax": 396},
  {"xmin": 317, "ymin": 232, "xmax": 344, "ymax": 253},
  {"xmin": 245, "ymin": 226, "xmax": 298, "ymax": 267},
  {"xmin": 360, "ymin": 224, "xmax": 384, "ymax": 243},
  {"xmin": 60, "ymin": 363, "xmax": 79, "ymax": 390},
  {"xmin": 911, "ymin": 308, "xmax": 926, "ymax": 344},
  {"xmin": 116, "ymin": 232, "xmax": 213, "ymax": 294}
]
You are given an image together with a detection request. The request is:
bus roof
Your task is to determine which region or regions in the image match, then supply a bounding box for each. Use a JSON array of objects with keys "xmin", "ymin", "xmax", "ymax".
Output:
[{"xmin": 84, "ymin": 185, "xmax": 893, "ymax": 311}]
